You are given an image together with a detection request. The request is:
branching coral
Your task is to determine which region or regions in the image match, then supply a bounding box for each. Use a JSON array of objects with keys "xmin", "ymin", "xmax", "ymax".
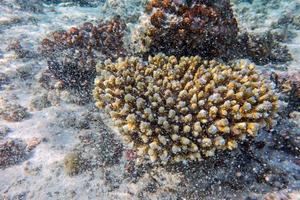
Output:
[
  {"xmin": 93, "ymin": 54, "xmax": 279, "ymax": 163},
  {"xmin": 40, "ymin": 17, "xmax": 126, "ymax": 101},
  {"xmin": 133, "ymin": 0, "xmax": 238, "ymax": 58}
]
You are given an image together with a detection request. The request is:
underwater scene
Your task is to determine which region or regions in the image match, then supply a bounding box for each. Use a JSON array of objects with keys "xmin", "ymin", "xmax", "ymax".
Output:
[{"xmin": 0, "ymin": 0, "xmax": 300, "ymax": 199}]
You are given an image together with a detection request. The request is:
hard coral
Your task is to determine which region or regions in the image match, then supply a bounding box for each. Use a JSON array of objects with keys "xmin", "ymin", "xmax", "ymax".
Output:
[
  {"xmin": 134, "ymin": 0, "xmax": 238, "ymax": 58},
  {"xmin": 93, "ymin": 54, "xmax": 279, "ymax": 163},
  {"xmin": 40, "ymin": 17, "xmax": 126, "ymax": 101}
]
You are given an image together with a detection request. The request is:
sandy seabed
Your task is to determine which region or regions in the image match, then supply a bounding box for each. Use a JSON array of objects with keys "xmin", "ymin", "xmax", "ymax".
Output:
[{"xmin": 0, "ymin": 0, "xmax": 300, "ymax": 199}]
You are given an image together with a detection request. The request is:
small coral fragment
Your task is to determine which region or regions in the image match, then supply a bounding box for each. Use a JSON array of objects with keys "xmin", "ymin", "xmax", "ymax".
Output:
[{"xmin": 94, "ymin": 54, "xmax": 279, "ymax": 163}]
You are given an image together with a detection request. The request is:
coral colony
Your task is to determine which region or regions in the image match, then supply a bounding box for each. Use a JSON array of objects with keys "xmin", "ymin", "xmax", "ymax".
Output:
[
  {"xmin": 133, "ymin": 0, "xmax": 238, "ymax": 58},
  {"xmin": 40, "ymin": 17, "xmax": 126, "ymax": 96},
  {"xmin": 93, "ymin": 54, "xmax": 279, "ymax": 163}
]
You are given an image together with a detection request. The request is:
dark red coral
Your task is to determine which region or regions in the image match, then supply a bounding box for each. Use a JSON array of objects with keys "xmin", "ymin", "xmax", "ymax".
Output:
[
  {"xmin": 40, "ymin": 17, "xmax": 126, "ymax": 101},
  {"xmin": 140, "ymin": 0, "xmax": 238, "ymax": 58}
]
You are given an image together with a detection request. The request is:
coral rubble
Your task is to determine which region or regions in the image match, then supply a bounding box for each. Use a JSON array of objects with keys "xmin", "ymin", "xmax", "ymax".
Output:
[
  {"xmin": 93, "ymin": 54, "xmax": 279, "ymax": 163},
  {"xmin": 133, "ymin": 0, "xmax": 238, "ymax": 58},
  {"xmin": 40, "ymin": 17, "xmax": 126, "ymax": 101}
]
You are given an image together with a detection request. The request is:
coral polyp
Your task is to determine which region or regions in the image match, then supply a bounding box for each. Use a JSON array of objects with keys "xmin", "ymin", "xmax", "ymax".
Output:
[
  {"xmin": 133, "ymin": 0, "xmax": 238, "ymax": 58},
  {"xmin": 93, "ymin": 54, "xmax": 279, "ymax": 163}
]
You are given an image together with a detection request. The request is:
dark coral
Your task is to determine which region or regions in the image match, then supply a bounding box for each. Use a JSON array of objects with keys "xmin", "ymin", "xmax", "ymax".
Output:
[
  {"xmin": 236, "ymin": 32, "xmax": 292, "ymax": 65},
  {"xmin": 137, "ymin": 0, "xmax": 238, "ymax": 59},
  {"xmin": 40, "ymin": 17, "xmax": 126, "ymax": 101}
]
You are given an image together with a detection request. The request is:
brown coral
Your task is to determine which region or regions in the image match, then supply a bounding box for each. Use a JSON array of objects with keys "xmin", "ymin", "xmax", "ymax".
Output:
[
  {"xmin": 40, "ymin": 17, "xmax": 126, "ymax": 101},
  {"xmin": 134, "ymin": 0, "xmax": 238, "ymax": 59},
  {"xmin": 93, "ymin": 54, "xmax": 279, "ymax": 163}
]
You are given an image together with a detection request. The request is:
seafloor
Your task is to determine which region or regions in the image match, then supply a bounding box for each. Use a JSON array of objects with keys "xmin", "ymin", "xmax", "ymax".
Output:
[{"xmin": 0, "ymin": 0, "xmax": 299, "ymax": 200}]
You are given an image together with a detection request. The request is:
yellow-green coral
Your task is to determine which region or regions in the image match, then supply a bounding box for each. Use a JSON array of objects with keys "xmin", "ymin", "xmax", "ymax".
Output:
[{"xmin": 93, "ymin": 54, "xmax": 279, "ymax": 163}]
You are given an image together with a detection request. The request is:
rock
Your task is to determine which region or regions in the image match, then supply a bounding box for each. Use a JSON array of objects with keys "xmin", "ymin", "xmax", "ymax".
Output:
[
  {"xmin": 35, "ymin": 69, "xmax": 57, "ymax": 90},
  {"xmin": 0, "ymin": 125, "xmax": 10, "ymax": 139},
  {"xmin": 77, "ymin": 127, "xmax": 123, "ymax": 167},
  {"xmin": 26, "ymin": 137, "xmax": 41, "ymax": 151},
  {"xmin": 0, "ymin": 138, "xmax": 29, "ymax": 169},
  {"xmin": 263, "ymin": 190, "xmax": 296, "ymax": 200},
  {"xmin": 289, "ymin": 111, "xmax": 300, "ymax": 124},
  {"xmin": 29, "ymin": 92, "xmax": 51, "ymax": 111},
  {"xmin": 0, "ymin": 98, "xmax": 29, "ymax": 122},
  {"xmin": 0, "ymin": 16, "xmax": 22, "ymax": 28},
  {"xmin": 23, "ymin": 161, "xmax": 41, "ymax": 176},
  {"xmin": 63, "ymin": 152, "xmax": 84, "ymax": 176},
  {"xmin": 0, "ymin": 72, "xmax": 9, "ymax": 90},
  {"xmin": 6, "ymin": 40, "xmax": 35, "ymax": 59}
]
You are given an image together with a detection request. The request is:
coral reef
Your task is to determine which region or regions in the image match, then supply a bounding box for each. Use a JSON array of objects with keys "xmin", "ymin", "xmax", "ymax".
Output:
[
  {"xmin": 93, "ymin": 54, "xmax": 279, "ymax": 163},
  {"xmin": 0, "ymin": 139, "xmax": 28, "ymax": 169},
  {"xmin": 237, "ymin": 32, "xmax": 292, "ymax": 64},
  {"xmin": 0, "ymin": 98, "xmax": 29, "ymax": 122},
  {"xmin": 133, "ymin": 0, "xmax": 238, "ymax": 58},
  {"xmin": 40, "ymin": 17, "xmax": 126, "ymax": 101}
]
